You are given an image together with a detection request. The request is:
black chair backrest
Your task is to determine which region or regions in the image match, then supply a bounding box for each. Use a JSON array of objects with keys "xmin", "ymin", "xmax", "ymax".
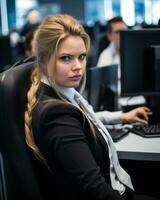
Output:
[
  {"xmin": 0, "ymin": 152, "xmax": 7, "ymax": 200},
  {"xmin": 0, "ymin": 62, "xmax": 43, "ymax": 200}
]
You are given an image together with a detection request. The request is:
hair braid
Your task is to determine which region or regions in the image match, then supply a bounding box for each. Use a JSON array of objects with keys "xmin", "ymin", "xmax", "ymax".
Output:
[{"xmin": 24, "ymin": 68, "xmax": 47, "ymax": 164}]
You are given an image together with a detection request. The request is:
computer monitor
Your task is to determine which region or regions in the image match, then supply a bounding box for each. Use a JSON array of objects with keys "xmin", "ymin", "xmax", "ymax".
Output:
[
  {"xmin": 0, "ymin": 35, "xmax": 13, "ymax": 72},
  {"xmin": 120, "ymin": 29, "xmax": 160, "ymax": 123},
  {"xmin": 87, "ymin": 64, "xmax": 118, "ymax": 112},
  {"xmin": 120, "ymin": 29, "xmax": 160, "ymax": 97}
]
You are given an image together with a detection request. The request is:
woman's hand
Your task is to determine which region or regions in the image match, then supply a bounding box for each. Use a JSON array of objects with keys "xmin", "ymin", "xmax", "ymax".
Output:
[{"xmin": 121, "ymin": 107, "xmax": 152, "ymax": 125}]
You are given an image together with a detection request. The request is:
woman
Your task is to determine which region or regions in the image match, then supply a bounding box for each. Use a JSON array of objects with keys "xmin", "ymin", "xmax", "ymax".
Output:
[{"xmin": 24, "ymin": 14, "xmax": 157, "ymax": 200}]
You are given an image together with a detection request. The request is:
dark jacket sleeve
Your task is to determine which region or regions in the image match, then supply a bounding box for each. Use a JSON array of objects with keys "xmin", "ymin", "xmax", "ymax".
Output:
[{"xmin": 33, "ymin": 101, "xmax": 125, "ymax": 200}]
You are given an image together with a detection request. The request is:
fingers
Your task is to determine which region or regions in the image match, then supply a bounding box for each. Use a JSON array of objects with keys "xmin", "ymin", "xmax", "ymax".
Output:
[
  {"xmin": 135, "ymin": 107, "xmax": 153, "ymax": 124},
  {"xmin": 141, "ymin": 106, "xmax": 151, "ymax": 111},
  {"xmin": 134, "ymin": 116, "xmax": 148, "ymax": 125},
  {"xmin": 140, "ymin": 110, "xmax": 149, "ymax": 121},
  {"xmin": 138, "ymin": 107, "xmax": 151, "ymax": 113},
  {"xmin": 141, "ymin": 107, "xmax": 152, "ymax": 114},
  {"xmin": 122, "ymin": 106, "xmax": 153, "ymax": 124}
]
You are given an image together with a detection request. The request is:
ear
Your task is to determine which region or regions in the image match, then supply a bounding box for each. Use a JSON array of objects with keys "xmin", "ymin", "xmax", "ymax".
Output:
[{"xmin": 107, "ymin": 32, "xmax": 112, "ymax": 42}]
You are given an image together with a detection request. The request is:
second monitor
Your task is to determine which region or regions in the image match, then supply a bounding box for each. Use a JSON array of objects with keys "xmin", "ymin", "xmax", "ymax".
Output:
[
  {"xmin": 120, "ymin": 29, "xmax": 160, "ymax": 97},
  {"xmin": 87, "ymin": 64, "xmax": 118, "ymax": 112},
  {"xmin": 120, "ymin": 29, "xmax": 160, "ymax": 123}
]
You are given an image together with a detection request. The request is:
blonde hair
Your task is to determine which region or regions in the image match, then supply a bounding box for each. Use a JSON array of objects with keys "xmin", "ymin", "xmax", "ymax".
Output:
[{"xmin": 24, "ymin": 14, "xmax": 94, "ymax": 165}]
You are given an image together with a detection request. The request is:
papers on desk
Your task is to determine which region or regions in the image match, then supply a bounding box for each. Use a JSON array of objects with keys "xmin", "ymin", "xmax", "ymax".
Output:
[{"xmin": 118, "ymin": 96, "xmax": 146, "ymax": 106}]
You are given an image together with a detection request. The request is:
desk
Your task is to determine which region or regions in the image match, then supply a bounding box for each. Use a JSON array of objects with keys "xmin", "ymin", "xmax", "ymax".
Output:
[{"xmin": 114, "ymin": 133, "xmax": 160, "ymax": 161}]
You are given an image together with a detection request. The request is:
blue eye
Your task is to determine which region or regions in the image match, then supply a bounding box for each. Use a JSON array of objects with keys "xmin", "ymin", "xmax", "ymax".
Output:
[{"xmin": 79, "ymin": 53, "xmax": 87, "ymax": 61}]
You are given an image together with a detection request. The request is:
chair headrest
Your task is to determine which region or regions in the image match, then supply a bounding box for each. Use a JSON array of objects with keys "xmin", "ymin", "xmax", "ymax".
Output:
[{"xmin": 0, "ymin": 61, "xmax": 35, "ymax": 125}]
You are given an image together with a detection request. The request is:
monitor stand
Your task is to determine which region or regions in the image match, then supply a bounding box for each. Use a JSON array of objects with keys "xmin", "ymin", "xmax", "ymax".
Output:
[{"xmin": 145, "ymin": 95, "xmax": 160, "ymax": 124}]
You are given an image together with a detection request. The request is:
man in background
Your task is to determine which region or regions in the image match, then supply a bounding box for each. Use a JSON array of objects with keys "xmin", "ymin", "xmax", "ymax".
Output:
[
  {"xmin": 97, "ymin": 16, "xmax": 127, "ymax": 67},
  {"xmin": 20, "ymin": 9, "xmax": 41, "ymax": 37}
]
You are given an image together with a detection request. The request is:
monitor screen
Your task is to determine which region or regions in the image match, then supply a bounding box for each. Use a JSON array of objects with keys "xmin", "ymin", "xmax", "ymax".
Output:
[
  {"xmin": 87, "ymin": 64, "xmax": 118, "ymax": 112},
  {"xmin": 120, "ymin": 29, "xmax": 160, "ymax": 97},
  {"xmin": 0, "ymin": 35, "xmax": 13, "ymax": 72}
]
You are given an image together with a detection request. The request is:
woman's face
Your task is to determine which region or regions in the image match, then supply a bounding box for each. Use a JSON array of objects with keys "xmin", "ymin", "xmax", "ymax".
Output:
[{"xmin": 47, "ymin": 35, "xmax": 87, "ymax": 88}]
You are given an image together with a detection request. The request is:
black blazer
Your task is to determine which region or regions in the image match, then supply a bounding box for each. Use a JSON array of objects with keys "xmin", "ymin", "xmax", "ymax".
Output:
[{"xmin": 32, "ymin": 83, "xmax": 134, "ymax": 200}]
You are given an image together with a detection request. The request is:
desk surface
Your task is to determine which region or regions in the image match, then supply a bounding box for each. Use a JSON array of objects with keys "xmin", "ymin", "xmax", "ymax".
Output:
[{"xmin": 114, "ymin": 132, "xmax": 160, "ymax": 161}]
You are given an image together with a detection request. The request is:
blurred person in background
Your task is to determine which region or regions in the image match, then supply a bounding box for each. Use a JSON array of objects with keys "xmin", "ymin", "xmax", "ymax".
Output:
[
  {"xmin": 20, "ymin": 9, "xmax": 41, "ymax": 37},
  {"xmin": 97, "ymin": 16, "xmax": 127, "ymax": 67}
]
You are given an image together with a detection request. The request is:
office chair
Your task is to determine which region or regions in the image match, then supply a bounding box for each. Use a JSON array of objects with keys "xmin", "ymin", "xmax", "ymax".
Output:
[
  {"xmin": 0, "ymin": 62, "xmax": 44, "ymax": 200},
  {"xmin": 0, "ymin": 152, "xmax": 7, "ymax": 200}
]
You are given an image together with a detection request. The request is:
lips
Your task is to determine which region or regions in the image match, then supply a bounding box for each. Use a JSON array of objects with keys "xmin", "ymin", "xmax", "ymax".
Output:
[{"xmin": 70, "ymin": 75, "xmax": 82, "ymax": 81}]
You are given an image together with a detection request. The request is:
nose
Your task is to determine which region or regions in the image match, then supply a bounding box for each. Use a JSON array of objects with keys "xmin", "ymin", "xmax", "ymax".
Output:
[{"xmin": 72, "ymin": 59, "xmax": 82, "ymax": 70}]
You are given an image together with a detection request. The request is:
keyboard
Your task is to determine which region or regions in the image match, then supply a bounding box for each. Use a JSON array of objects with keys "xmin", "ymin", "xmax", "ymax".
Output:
[
  {"xmin": 109, "ymin": 128, "xmax": 129, "ymax": 142},
  {"xmin": 128, "ymin": 123, "xmax": 160, "ymax": 138},
  {"xmin": 105, "ymin": 125, "xmax": 129, "ymax": 142}
]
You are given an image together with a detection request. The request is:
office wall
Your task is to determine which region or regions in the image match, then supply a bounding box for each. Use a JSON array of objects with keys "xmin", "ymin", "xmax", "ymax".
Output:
[
  {"xmin": 7, "ymin": 0, "xmax": 16, "ymax": 29},
  {"xmin": 38, "ymin": 0, "xmax": 85, "ymax": 22}
]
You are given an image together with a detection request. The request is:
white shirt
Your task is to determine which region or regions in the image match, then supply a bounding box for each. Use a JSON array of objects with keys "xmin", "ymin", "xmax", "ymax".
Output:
[{"xmin": 97, "ymin": 42, "xmax": 120, "ymax": 67}]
